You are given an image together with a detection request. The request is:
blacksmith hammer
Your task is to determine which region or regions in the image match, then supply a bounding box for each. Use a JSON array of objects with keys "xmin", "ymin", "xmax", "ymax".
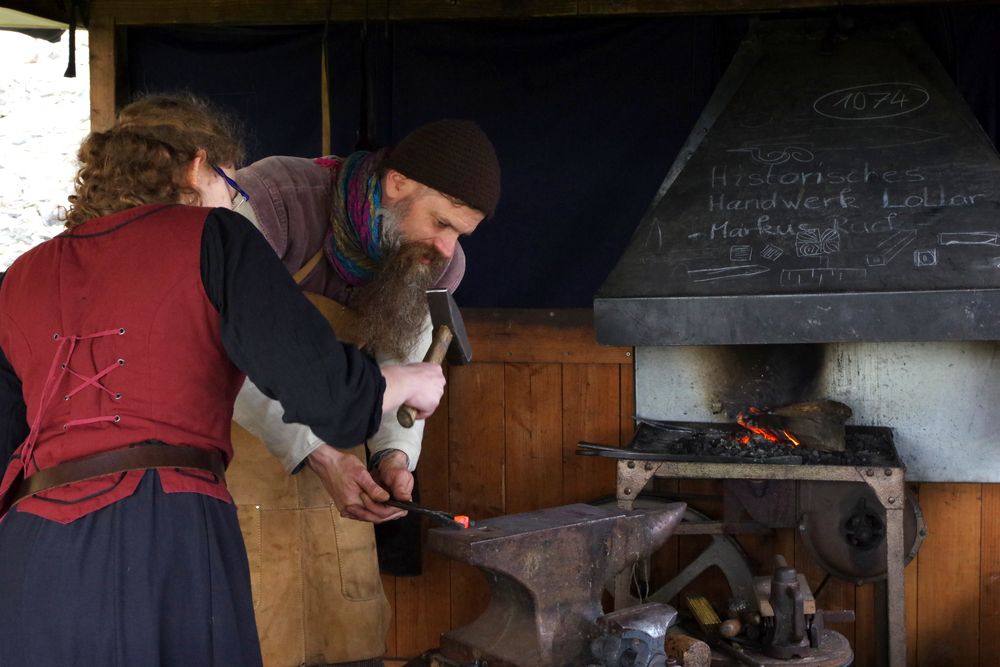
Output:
[{"xmin": 396, "ymin": 288, "xmax": 471, "ymax": 428}]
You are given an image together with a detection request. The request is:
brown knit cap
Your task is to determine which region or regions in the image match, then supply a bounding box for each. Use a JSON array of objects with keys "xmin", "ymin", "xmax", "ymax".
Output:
[{"xmin": 383, "ymin": 119, "xmax": 501, "ymax": 218}]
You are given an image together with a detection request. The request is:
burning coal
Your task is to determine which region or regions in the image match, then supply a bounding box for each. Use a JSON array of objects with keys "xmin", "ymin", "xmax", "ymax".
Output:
[
  {"xmin": 736, "ymin": 400, "xmax": 852, "ymax": 452},
  {"xmin": 737, "ymin": 407, "xmax": 801, "ymax": 447}
]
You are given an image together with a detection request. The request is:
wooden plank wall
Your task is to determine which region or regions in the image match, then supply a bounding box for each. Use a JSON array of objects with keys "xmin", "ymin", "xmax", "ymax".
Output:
[{"xmin": 380, "ymin": 309, "xmax": 997, "ymax": 667}]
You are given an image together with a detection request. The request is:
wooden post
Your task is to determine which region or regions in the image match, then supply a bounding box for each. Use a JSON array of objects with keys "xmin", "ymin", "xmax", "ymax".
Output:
[
  {"xmin": 88, "ymin": 13, "xmax": 117, "ymax": 132},
  {"xmin": 320, "ymin": 40, "xmax": 331, "ymax": 155}
]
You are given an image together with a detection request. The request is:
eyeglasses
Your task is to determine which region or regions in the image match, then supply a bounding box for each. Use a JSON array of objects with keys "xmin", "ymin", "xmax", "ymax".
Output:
[{"xmin": 210, "ymin": 163, "xmax": 250, "ymax": 212}]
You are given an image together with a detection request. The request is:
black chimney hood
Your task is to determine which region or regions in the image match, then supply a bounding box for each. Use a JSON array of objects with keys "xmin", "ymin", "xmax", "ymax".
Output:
[{"xmin": 595, "ymin": 19, "xmax": 1000, "ymax": 346}]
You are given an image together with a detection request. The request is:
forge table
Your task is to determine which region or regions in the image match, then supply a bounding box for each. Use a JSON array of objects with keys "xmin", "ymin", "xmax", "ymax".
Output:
[{"xmin": 580, "ymin": 425, "xmax": 909, "ymax": 667}]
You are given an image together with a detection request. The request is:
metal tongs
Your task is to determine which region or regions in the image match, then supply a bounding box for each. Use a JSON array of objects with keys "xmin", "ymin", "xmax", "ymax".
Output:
[{"xmin": 385, "ymin": 499, "xmax": 472, "ymax": 529}]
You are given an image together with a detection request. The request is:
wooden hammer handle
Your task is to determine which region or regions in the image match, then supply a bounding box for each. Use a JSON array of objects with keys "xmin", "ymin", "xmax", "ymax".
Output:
[{"xmin": 397, "ymin": 325, "xmax": 454, "ymax": 428}]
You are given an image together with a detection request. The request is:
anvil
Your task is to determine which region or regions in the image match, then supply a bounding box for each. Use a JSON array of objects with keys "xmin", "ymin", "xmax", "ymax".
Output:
[{"xmin": 428, "ymin": 502, "xmax": 686, "ymax": 666}]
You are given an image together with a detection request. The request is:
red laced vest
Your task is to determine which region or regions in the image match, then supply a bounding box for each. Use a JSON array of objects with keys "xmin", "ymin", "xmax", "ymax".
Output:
[{"xmin": 0, "ymin": 204, "xmax": 245, "ymax": 523}]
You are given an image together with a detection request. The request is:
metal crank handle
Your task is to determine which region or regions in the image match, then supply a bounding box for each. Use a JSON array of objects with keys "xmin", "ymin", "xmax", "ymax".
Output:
[{"xmin": 397, "ymin": 325, "xmax": 454, "ymax": 428}]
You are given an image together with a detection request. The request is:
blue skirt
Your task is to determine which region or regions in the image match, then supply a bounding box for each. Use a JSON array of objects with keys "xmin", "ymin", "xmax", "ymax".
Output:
[{"xmin": 0, "ymin": 470, "xmax": 263, "ymax": 667}]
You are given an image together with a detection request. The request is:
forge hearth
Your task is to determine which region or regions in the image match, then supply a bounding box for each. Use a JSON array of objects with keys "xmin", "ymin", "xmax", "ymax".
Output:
[{"xmin": 625, "ymin": 418, "xmax": 894, "ymax": 467}]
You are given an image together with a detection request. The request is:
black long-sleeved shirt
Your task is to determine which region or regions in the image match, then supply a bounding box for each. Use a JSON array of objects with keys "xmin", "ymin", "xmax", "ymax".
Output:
[{"xmin": 0, "ymin": 207, "xmax": 385, "ymax": 464}]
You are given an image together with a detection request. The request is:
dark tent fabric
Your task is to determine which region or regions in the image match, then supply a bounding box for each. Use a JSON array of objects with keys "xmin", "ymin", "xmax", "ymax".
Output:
[
  {"xmin": 127, "ymin": 26, "xmax": 329, "ymax": 164},
  {"xmin": 125, "ymin": 10, "xmax": 1000, "ymax": 308},
  {"xmin": 125, "ymin": 18, "xmax": 745, "ymax": 307},
  {"xmin": 385, "ymin": 18, "xmax": 746, "ymax": 308},
  {"xmin": 915, "ymin": 8, "xmax": 1000, "ymax": 144}
]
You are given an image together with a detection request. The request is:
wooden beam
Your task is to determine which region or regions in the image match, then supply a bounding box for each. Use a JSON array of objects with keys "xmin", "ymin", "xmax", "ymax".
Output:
[
  {"xmin": 980, "ymin": 484, "xmax": 1000, "ymax": 664},
  {"xmin": 578, "ymin": 0, "xmax": 982, "ymax": 15},
  {"xmin": 92, "ymin": 0, "xmax": 575, "ymax": 24},
  {"xmin": 90, "ymin": 0, "xmax": 997, "ymax": 26},
  {"xmin": 447, "ymin": 363, "xmax": 505, "ymax": 629},
  {"xmin": 916, "ymin": 484, "xmax": 982, "ymax": 667},
  {"xmin": 581, "ymin": 0, "xmax": 826, "ymax": 13},
  {"xmin": 388, "ymin": 0, "xmax": 577, "ymax": 20},
  {"xmin": 1, "ymin": 1, "xmax": 68, "ymax": 24},
  {"xmin": 391, "ymin": 383, "xmax": 453, "ymax": 657},
  {"xmin": 320, "ymin": 43, "xmax": 330, "ymax": 156},
  {"xmin": 463, "ymin": 308, "xmax": 632, "ymax": 365},
  {"xmin": 91, "ymin": 0, "xmax": 369, "ymax": 26},
  {"xmin": 88, "ymin": 14, "xmax": 117, "ymax": 132},
  {"xmin": 504, "ymin": 363, "xmax": 564, "ymax": 514},
  {"xmin": 561, "ymin": 363, "xmax": 620, "ymax": 503}
]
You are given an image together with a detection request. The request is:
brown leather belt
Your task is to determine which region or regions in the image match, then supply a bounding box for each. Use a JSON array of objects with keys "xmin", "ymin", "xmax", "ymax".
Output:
[{"xmin": 10, "ymin": 443, "xmax": 226, "ymax": 506}]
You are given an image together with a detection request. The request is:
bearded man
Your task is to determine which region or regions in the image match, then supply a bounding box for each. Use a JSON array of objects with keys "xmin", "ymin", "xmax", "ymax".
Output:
[{"xmin": 229, "ymin": 120, "xmax": 500, "ymax": 667}]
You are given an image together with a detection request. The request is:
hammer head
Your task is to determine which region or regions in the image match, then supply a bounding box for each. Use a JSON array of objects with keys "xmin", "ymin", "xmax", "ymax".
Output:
[{"xmin": 427, "ymin": 289, "xmax": 472, "ymax": 365}]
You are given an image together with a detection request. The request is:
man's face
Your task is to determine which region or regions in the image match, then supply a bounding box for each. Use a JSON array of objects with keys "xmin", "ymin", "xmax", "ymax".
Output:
[
  {"xmin": 352, "ymin": 171, "xmax": 485, "ymax": 360},
  {"xmin": 382, "ymin": 170, "xmax": 485, "ymax": 260}
]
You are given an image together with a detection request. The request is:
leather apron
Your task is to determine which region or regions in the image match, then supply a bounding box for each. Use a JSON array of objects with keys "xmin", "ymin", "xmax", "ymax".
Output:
[{"xmin": 227, "ymin": 251, "xmax": 391, "ymax": 666}]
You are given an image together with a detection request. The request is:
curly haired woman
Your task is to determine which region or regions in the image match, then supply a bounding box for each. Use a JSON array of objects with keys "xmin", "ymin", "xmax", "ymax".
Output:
[{"xmin": 0, "ymin": 94, "xmax": 445, "ymax": 667}]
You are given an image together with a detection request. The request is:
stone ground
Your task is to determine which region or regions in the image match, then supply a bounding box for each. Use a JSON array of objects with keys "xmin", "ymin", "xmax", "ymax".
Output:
[{"xmin": 0, "ymin": 28, "xmax": 90, "ymax": 270}]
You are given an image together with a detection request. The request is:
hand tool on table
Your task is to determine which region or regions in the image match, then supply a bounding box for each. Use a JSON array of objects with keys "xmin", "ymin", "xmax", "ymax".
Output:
[
  {"xmin": 396, "ymin": 288, "xmax": 472, "ymax": 428},
  {"xmin": 384, "ymin": 498, "xmax": 471, "ymax": 528},
  {"xmin": 686, "ymin": 593, "xmax": 765, "ymax": 667}
]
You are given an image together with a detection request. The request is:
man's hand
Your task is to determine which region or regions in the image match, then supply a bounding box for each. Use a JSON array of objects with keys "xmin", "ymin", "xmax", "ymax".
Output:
[
  {"xmin": 306, "ymin": 445, "xmax": 405, "ymax": 523},
  {"xmin": 380, "ymin": 362, "xmax": 445, "ymax": 419},
  {"xmin": 372, "ymin": 449, "xmax": 413, "ymax": 503}
]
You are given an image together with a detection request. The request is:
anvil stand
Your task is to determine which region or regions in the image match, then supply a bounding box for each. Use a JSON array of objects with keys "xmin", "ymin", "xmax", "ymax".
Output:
[{"xmin": 614, "ymin": 457, "xmax": 907, "ymax": 667}]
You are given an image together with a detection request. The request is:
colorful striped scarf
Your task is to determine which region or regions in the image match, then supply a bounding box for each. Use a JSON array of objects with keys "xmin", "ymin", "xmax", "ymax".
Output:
[{"xmin": 322, "ymin": 149, "xmax": 388, "ymax": 286}]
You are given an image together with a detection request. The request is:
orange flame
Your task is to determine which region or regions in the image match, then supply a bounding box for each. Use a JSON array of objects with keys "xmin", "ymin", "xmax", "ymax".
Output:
[
  {"xmin": 737, "ymin": 409, "xmax": 800, "ymax": 447},
  {"xmin": 736, "ymin": 411, "xmax": 781, "ymax": 442}
]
